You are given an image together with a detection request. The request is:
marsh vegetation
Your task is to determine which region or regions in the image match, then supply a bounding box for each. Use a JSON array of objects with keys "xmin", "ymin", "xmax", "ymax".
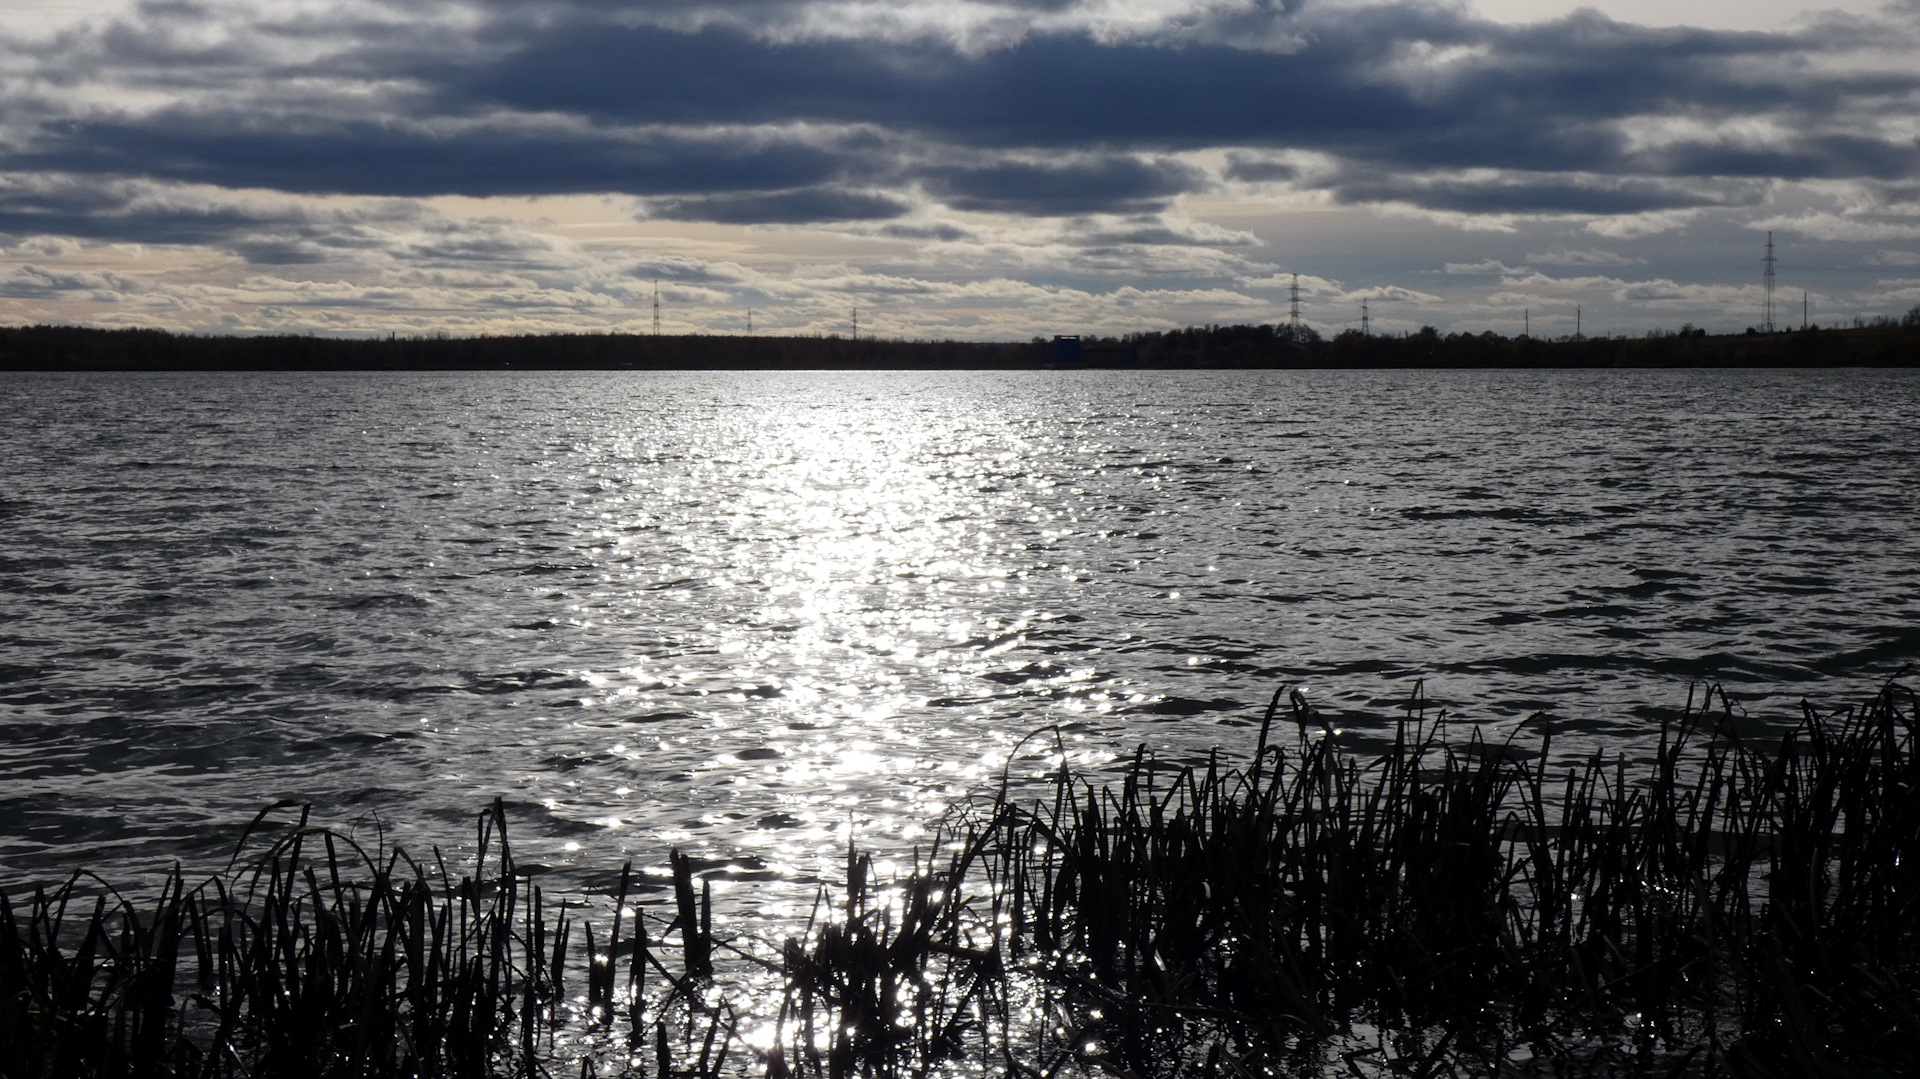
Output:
[{"xmin": 4, "ymin": 680, "xmax": 1914, "ymax": 1077}]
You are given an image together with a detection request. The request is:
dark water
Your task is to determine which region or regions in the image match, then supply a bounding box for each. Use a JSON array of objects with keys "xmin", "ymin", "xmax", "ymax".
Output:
[{"xmin": 3, "ymin": 368, "xmax": 1916, "ymax": 922}]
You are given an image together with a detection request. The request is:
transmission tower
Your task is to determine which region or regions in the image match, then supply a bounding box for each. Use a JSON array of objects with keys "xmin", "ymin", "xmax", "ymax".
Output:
[
  {"xmin": 652, "ymin": 281, "xmax": 661, "ymax": 336},
  {"xmin": 747, "ymin": 307, "xmax": 753, "ymax": 335},
  {"xmin": 1288, "ymin": 273, "xmax": 1301, "ymax": 327},
  {"xmin": 1575, "ymin": 305, "xmax": 1582, "ymax": 340},
  {"xmin": 1524, "ymin": 308, "xmax": 1530, "ymax": 337},
  {"xmin": 1762, "ymin": 231, "xmax": 1777, "ymax": 333},
  {"xmin": 851, "ymin": 305, "xmax": 858, "ymax": 340},
  {"xmin": 1360, "ymin": 299, "xmax": 1369, "ymax": 337}
]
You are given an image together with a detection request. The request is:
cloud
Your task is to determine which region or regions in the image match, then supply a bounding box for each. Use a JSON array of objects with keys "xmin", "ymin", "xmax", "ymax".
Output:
[
  {"xmin": 5, "ymin": 0, "xmax": 1920, "ymax": 337},
  {"xmin": 923, "ymin": 156, "xmax": 1207, "ymax": 216},
  {"xmin": 1334, "ymin": 168, "xmax": 1769, "ymax": 216},
  {"xmin": 1348, "ymin": 284, "xmax": 1444, "ymax": 305},
  {"xmin": 1223, "ymin": 155, "xmax": 1300, "ymax": 184},
  {"xmin": 1489, "ymin": 267, "xmax": 1765, "ymax": 312},
  {"xmin": 1445, "ymin": 259, "xmax": 1527, "ymax": 274},
  {"xmin": 11, "ymin": 116, "xmax": 865, "ymax": 199},
  {"xmin": 1753, "ymin": 212, "xmax": 1920, "ymax": 241},
  {"xmin": 0, "ymin": 172, "xmax": 583, "ymax": 270},
  {"xmin": 10, "ymin": 234, "xmax": 82, "ymax": 257},
  {"xmin": 1525, "ymin": 246, "xmax": 1645, "ymax": 266},
  {"xmin": 875, "ymin": 220, "xmax": 976, "ymax": 241},
  {"xmin": 4, "ymin": 0, "xmax": 1917, "ymax": 225},
  {"xmin": 1074, "ymin": 216, "xmax": 1260, "ymax": 248},
  {"xmin": 1859, "ymin": 278, "xmax": 1920, "ymax": 306},
  {"xmin": 1583, "ymin": 209, "xmax": 1702, "ymax": 238},
  {"xmin": 424, "ymin": 11, "xmax": 1915, "ymax": 199},
  {"xmin": 646, "ymin": 187, "xmax": 912, "ymax": 224},
  {"xmin": 0, "ymin": 262, "xmax": 144, "ymax": 299}
]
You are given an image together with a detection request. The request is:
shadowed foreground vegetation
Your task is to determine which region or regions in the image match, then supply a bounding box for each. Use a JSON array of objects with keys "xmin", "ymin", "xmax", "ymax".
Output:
[
  {"xmin": 3, "ymin": 681, "xmax": 1915, "ymax": 1077},
  {"xmin": 3, "ymin": 312, "xmax": 1918, "ymax": 370}
]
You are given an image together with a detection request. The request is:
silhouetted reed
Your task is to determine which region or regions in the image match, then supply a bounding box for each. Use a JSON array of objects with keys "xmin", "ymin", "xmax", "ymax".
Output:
[
  {"xmin": 0, "ymin": 799, "xmax": 737, "ymax": 1078},
  {"xmin": 3, "ymin": 680, "xmax": 1914, "ymax": 1077},
  {"xmin": 987, "ymin": 680, "xmax": 1918, "ymax": 1077}
]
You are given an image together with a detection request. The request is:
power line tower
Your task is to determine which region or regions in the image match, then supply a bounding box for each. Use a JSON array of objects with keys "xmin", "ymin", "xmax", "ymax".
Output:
[
  {"xmin": 1360, "ymin": 299, "xmax": 1369, "ymax": 337},
  {"xmin": 652, "ymin": 281, "xmax": 661, "ymax": 336},
  {"xmin": 851, "ymin": 305, "xmax": 858, "ymax": 340},
  {"xmin": 1762, "ymin": 231, "xmax": 1777, "ymax": 333},
  {"xmin": 1802, "ymin": 290, "xmax": 1808, "ymax": 330},
  {"xmin": 1288, "ymin": 273, "xmax": 1301, "ymax": 328},
  {"xmin": 1524, "ymin": 308, "xmax": 1530, "ymax": 337},
  {"xmin": 747, "ymin": 307, "xmax": 753, "ymax": 335},
  {"xmin": 1575, "ymin": 305, "xmax": 1582, "ymax": 341}
]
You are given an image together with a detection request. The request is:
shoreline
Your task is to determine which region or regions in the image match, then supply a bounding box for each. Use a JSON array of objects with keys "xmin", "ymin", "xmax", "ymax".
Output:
[{"xmin": 5, "ymin": 320, "xmax": 1919, "ymax": 371}]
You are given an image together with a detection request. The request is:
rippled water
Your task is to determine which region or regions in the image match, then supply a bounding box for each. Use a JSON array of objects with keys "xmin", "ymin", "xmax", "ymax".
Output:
[{"xmin": 3, "ymin": 368, "xmax": 1917, "ymax": 923}]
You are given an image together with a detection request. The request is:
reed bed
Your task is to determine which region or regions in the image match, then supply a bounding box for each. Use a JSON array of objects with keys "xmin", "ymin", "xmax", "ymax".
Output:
[
  {"xmin": 0, "ymin": 800, "xmax": 743, "ymax": 1078},
  {"xmin": 984, "ymin": 680, "xmax": 1919, "ymax": 1078},
  {"xmin": 2, "ymin": 680, "xmax": 1914, "ymax": 1078}
]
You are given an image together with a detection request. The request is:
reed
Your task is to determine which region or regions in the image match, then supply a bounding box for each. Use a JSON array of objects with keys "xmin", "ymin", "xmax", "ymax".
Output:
[
  {"xmin": 0, "ymin": 799, "xmax": 736, "ymax": 1078},
  {"xmin": 2, "ymin": 680, "xmax": 1913, "ymax": 1077},
  {"xmin": 988, "ymin": 680, "xmax": 1919, "ymax": 1077}
]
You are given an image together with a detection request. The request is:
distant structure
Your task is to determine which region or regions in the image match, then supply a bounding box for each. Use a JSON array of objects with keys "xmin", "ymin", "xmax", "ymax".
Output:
[
  {"xmin": 1575, "ymin": 305, "xmax": 1582, "ymax": 341},
  {"xmin": 652, "ymin": 281, "xmax": 661, "ymax": 336},
  {"xmin": 1289, "ymin": 273, "xmax": 1301, "ymax": 327},
  {"xmin": 1524, "ymin": 308, "xmax": 1530, "ymax": 337},
  {"xmin": 1802, "ymin": 290, "xmax": 1809, "ymax": 330},
  {"xmin": 1763, "ymin": 231, "xmax": 1777, "ymax": 333},
  {"xmin": 851, "ymin": 305, "xmax": 858, "ymax": 340},
  {"xmin": 1360, "ymin": 299, "xmax": 1370, "ymax": 337},
  {"xmin": 747, "ymin": 307, "xmax": 753, "ymax": 335},
  {"xmin": 1053, "ymin": 335, "xmax": 1082, "ymax": 364}
]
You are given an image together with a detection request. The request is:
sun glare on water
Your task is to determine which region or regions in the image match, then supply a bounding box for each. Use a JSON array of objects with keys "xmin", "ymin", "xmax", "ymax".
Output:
[{"xmin": 523, "ymin": 382, "xmax": 1118, "ymax": 925}]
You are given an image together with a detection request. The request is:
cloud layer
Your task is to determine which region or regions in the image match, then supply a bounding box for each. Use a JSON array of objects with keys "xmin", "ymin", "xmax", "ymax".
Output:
[{"xmin": 2, "ymin": 0, "xmax": 1918, "ymax": 336}]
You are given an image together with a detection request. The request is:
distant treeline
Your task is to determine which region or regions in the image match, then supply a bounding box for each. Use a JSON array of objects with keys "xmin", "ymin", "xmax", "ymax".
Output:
[
  {"xmin": 4, "ymin": 311, "xmax": 1919, "ymax": 371},
  {"xmin": 0, "ymin": 325, "xmax": 1033, "ymax": 372},
  {"xmin": 1096, "ymin": 309, "xmax": 1920, "ymax": 367}
]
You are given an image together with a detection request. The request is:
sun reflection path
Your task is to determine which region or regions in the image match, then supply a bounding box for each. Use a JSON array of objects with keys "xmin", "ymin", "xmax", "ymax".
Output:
[{"xmin": 527, "ymin": 385, "xmax": 1128, "ymax": 936}]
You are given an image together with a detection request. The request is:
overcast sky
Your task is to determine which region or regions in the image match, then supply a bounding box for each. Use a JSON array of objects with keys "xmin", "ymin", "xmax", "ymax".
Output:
[{"xmin": 2, "ymin": 0, "xmax": 1917, "ymax": 339}]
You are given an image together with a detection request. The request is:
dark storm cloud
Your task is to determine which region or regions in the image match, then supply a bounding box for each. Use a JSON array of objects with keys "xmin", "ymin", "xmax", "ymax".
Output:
[
  {"xmin": 1637, "ymin": 136, "xmax": 1920, "ymax": 182},
  {"xmin": 0, "ymin": 174, "xmax": 571, "ymax": 268},
  {"xmin": 877, "ymin": 221, "xmax": 975, "ymax": 241},
  {"xmin": 0, "ymin": 175, "xmax": 271, "ymax": 247},
  {"xmin": 11, "ymin": 118, "xmax": 857, "ymax": 198},
  {"xmin": 1330, "ymin": 171, "xmax": 1770, "ymax": 215},
  {"xmin": 435, "ymin": 10, "xmax": 1905, "ymax": 174},
  {"xmin": 1224, "ymin": 156, "xmax": 1300, "ymax": 184},
  {"xmin": 923, "ymin": 157, "xmax": 1205, "ymax": 216},
  {"xmin": 3, "ymin": 0, "xmax": 1918, "ymax": 225},
  {"xmin": 0, "ymin": 263, "xmax": 144, "ymax": 299},
  {"xmin": 446, "ymin": 25, "xmax": 1393, "ymax": 148},
  {"xmin": 647, "ymin": 187, "xmax": 911, "ymax": 223}
]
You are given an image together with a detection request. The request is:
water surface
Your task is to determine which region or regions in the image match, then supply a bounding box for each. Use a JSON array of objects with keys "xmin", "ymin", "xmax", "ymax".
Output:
[{"xmin": 3, "ymin": 368, "xmax": 1915, "ymax": 922}]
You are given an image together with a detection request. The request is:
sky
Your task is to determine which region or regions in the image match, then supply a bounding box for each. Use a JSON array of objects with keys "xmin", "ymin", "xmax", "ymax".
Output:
[{"xmin": 2, "ymin": 0, "xmax": 1918, "ymax": 340}]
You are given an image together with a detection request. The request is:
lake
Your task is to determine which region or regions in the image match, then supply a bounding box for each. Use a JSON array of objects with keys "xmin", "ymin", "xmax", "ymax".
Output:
[{"xmin": 3, "ymin": 368, "xmax": 1916, "ymax": 926}]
